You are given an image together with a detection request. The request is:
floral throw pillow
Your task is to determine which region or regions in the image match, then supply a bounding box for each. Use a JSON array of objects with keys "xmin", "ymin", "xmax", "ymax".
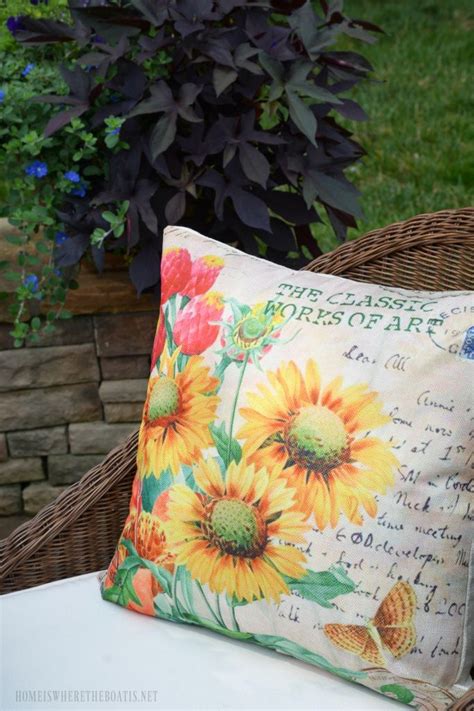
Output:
[{"xmin": 102, "ymin": 226, "xmax": 473, "ymax": 709}]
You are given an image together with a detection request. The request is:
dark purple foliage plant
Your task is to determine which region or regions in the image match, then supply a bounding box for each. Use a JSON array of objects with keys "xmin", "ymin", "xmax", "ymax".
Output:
[{"xmin": 16, "ymin": 0, "xmax": 380, "ymax": 297}]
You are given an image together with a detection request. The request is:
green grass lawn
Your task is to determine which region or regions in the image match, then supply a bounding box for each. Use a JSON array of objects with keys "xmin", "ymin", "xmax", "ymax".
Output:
[{"xmin": 316, "ymin": 0, "xmax": 474, "ymax": 250}]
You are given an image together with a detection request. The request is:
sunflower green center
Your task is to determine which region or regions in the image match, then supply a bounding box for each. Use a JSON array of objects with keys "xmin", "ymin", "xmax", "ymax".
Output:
[
  {"xmin": 206, "ymin": 497, "xmax": 266, "ymax": 558},
  {"xmin": 148, "ymin": 376, "xmax": 180, "ymax": 421},
  {"xmin": 285, "ymin": 405, "xmax": 348, "ymax": 475},
  {"xmin": 236, "ymin": 316, "xmax": 267, "ymax": 347}
]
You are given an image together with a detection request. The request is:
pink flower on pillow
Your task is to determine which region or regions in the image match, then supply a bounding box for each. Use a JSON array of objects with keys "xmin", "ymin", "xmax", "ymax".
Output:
[
  {"xmin": 161, "ymin": 247, "xmax": 192, "ymax": 303},
  {"xmin": 181, "ymin": 254, "xmax": 224, "ymax": 298},
  {"xmin": 173, "ymin": 291, "xmax": 224, "ymax": 355}
]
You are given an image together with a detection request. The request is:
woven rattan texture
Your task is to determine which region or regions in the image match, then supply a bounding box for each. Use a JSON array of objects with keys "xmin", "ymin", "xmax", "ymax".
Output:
[{"xmin": 1, "ymin": 208, "xmax": 473, "ymax": 598}]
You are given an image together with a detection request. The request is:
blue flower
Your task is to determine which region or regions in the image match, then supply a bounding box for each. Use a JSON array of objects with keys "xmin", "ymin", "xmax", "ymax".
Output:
[
  {"xmin": 0, "ymin": 89, "xmax": 5, "ymax": 103},
  {"xmin": 71, "ymin": 184, "xmax": 87, "ymax": 198},
  {"xmin": 25, "ymin": 161, "xmax": 48, "ymax": 179},
  {"xmin": 54, "ymin": 231, "xmax": 68, "ymax": 246},
  {"xmin": 24, "ymin": 274, "xmax": 39, "ymax": 291},
  {"xmin": 6, "ymin": 16, "xmax": 25, "ymax": 35},
  {"xmin": 108, "ymin": 127, "xmax": 120, "ymax": 136},
  {"xmin": 54, "ymin": 268, "xmax": 62, "ymax": 277},
  {"xmin": 64, "ymin": 170, "xmax": 81, "ymax": 183},
  {"xmin": 22, "ymin": 63, "xmax": 35, "ymax": 78}
]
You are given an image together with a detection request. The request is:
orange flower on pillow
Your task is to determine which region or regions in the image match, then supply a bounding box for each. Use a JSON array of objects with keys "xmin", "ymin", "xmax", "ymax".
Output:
[
  {"xmin": 238, "ymin": 360, "xmax": 398, "ymax": 530},
  {"xmin": 165, "ymin": 457, "xmax": 310, "ymax": 603},
  {"xmin": 138, "ymin": 346, "xmax": 219, "ymax": 478},
  {"xmin": 104, "ymin": 509, "xmax": 174, "ymax": 616}
]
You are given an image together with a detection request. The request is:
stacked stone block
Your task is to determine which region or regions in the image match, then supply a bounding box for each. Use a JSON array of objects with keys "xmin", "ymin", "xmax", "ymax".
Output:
[{"xmin": 0, "ymin": 311, "xmax": 156, "ymax": 535}]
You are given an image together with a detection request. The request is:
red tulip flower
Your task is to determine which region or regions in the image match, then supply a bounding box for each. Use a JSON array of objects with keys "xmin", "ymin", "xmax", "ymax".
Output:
[
  {"xmin": 173, "ymin": 291, "xmax": 224, "ymax": 355},
  {"xmin": 181, "ymin": 254, "xmax": 224, "ymax": 298},
  {"xmin": 161, "ymin": 247, "xmax": 192, "ymax": 303}
]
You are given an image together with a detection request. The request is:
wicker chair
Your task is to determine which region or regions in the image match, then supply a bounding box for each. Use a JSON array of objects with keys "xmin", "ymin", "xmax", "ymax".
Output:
[{"xmin": 1, "ymin": 207, "xmax": 473, "ymax": 596}]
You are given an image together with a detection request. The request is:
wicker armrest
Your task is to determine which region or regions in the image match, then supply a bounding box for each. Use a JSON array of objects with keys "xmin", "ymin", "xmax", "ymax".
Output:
[
  {"xmin": 305, "ymin": 207, "xmax": 474, "ymax": 290},
  {"xmin": 0, "ymin": 432, "xmax": 138, "ymax": 593},
  {"xmin": 1, "ymin": 208, "xmax": 473, "ymax": 595}
]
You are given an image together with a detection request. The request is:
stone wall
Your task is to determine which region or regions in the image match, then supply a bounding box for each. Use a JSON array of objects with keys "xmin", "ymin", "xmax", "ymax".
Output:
[{"xmin": 0, "ymin": 311, "xmax": 157, "ymax": 537}]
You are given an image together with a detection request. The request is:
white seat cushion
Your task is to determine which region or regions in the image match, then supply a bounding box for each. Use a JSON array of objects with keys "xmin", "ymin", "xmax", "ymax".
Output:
[{"xmin": 0, "ymin": 572, "xmax": 398, "ymax": 710}]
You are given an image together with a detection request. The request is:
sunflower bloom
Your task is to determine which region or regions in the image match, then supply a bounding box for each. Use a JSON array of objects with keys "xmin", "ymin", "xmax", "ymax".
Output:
[
  {"xmin": 138, "ymin": 347, "xmax": 219, "ymax": 477},
  {"xmin": 238, "ymin": 360, "xmax": 398, "ymax": 530},
  {"xmin": 166, "ymin": 457, "xmax": 310, "ymax": 603}
]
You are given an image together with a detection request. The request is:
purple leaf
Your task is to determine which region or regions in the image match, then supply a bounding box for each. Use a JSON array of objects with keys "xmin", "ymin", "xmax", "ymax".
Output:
[
  {"xmin": 266, "ymin": 192, "xmax": 319, "ymax": 224},
  {"xmin": 239, "ymin": 143, "xmax": 270, "ymax": 188},
  {"xmin": 150, "ymin": 114, "xmax": 177, "ymax": 159},
  {"xmin": 213, "ymin": 66, "xmax": 238, "ymax": 97},
  {"xmin": 44, "ymin": 106, "xmax": 87, "ymax": 137},
  {"xmin": 131, "ymin": 0, "xmax": 169, "ymax": 26},
  {"xmin": 165, "ymin": 192, "xmax": 186, "ymax": 224},
  {"xmin": 91, "ymin": 245, "xmax": 105, "ymax": 273},
  {"xmin": 129, "ymin": 241, "xmax": 161, "ymax": 294},
  {"xmin": 312, "ymin": 172, "xmax": 363, "ymax": 218},
  {"xmin": 335, "ymin": 98, "xmax": 368, "ymax": 121},
  {"xmin": 287, "ymin": 91, "xmax": 317, "ymax": 146},
  {"xmin": 55, "ymin": 233, "xmax": 89, "ymax": 267},
  {"xmin": 230, "ymin": 188, "xmax": 270, "ymax": 232},
  {"xmin": 59, "ymin": 65, "xmax": 90, "ymax": 100},
  {"xmin": 130, "ymin": 80, "xmax": 174, "ymax": 117},
  {"xmin": 179, "ymin": 83, "xmax": 202, "ymax": 106}
]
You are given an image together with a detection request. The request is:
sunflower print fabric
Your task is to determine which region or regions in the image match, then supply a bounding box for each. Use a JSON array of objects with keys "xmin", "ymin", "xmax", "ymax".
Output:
[
  {"xmin": 103, "ymin": 226, "xmax": 473, "ymax": 710},
  {"xmin": 238, "ymin": 359, "xmax": 398, "ymax": 529}
]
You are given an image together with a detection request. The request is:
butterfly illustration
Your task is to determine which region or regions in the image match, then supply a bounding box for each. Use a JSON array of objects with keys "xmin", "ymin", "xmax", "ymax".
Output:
[{"xmin": 324, "ymin": 581, "xmax": 417, "ymax": 667}]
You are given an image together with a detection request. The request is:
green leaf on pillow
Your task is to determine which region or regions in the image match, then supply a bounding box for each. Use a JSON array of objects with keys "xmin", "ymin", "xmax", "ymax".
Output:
[
  {"xmin": 164, "ymin": 309, "xmax": 174, "ymax": 351},
  {"xmin": 141, "ymin": 468, "xmax": 172, "ymax": 512},
  {"xmin": 252, "ymin": 634, "xmax": 365, "ymax": 681},
  {"xmin": 210, "ymin": 422, "xmax": 242, "ymax": 465},
  {"xmin": 117, "ymin": 541, "xmax": 174, "ymax": 598},
  {"xmin": 180, "ymin": 611, "xmax": 254, "ymax": 641},
  {"xmin": 141, "ymin": 560, "xmax": 174, "ymax": 597},
  {"xmin": 102, "ymin": 564, "xmax": 142, "ymax": 608},
  {"xmin": 176, "ymin": 565, "xmax": 195, "ymax": 613},
  {"xmin": 121, "ymin": 539, "xmax": 139, "ymax": 558},
  {"xmin": 380, "ymin": 684, "xmax": 415, "ymax": 704},
  {"xmin": 284, "ymin": 565, "xmax": 356, "ymax": 607},
  {"xmin": 230, "ymin": 593, "xmax": 250, "ymax": 607},
  {"xmin": 182, "ymin": 465, "xmax": 198, "ymax": 491},
  {"xmin": 120, "ymin": 567, "xmax": 143, "ymax": 607},
  {"xmin": 154, "ymin": 594, "xmax": 175, "ymax": 619},
  {"xmin": 118, "ymin": 554, "xmax": 143, "ymax": 572}
]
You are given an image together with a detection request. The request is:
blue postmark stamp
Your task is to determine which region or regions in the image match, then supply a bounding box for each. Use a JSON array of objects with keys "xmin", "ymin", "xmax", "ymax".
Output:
[{"xmin": 459, "ymin": 326, "xmax": 474, "ymax": 360}]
